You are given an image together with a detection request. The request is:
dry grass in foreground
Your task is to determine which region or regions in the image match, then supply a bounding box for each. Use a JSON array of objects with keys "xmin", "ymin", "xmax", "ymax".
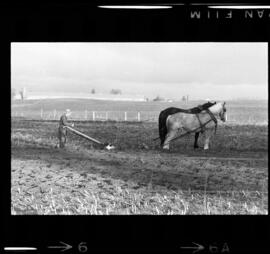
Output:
[{"xmin": 11, "ymin": 186, "xmax": 267, "ymax": 215}]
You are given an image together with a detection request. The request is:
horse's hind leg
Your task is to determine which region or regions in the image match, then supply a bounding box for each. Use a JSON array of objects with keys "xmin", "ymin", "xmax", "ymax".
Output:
[
  {"xmin": 160, "ymin": 136, "xmax": 165, "ymax": 147},
  {"xmin": 163, "ymin": 129, "xmax": 178, "ymax": 150},
  {"xmin": 194, "ymin": 132, "xmax": 200, "ymax": 149},
  {"xmin": 204, "ymin": 136, "xmax": 210, "ymax": 150}
]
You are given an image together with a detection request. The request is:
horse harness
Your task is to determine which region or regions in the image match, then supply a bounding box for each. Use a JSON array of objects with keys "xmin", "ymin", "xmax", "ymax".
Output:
[
  {"xmin": 153, "ymin": 104, "xmax": 219, "ymax": 142},
  {"xmin": 195, "ymin": 108, "xmax": 218, "ymax": 134}
]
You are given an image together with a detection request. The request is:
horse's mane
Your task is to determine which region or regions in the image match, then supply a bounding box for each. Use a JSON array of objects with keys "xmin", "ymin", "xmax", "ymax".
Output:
[
  {"xmin": 162, "ymin": 101, "xmax": 216, "ymax": 115},
  {"xmin": 188, "ymin": 101, "xmax": 216, "ymax": 113}
]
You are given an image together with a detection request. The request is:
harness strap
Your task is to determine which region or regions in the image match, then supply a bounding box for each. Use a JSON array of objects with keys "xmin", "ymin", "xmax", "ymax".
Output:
[
  {"xmin": 205, "ymin": 108, "xmax": 218, "ymax": 133},
  {"xmin": 195, "ymin": 114, "xmax": 205, "ymax": 133},
  {"xmin": 168, "ymin": 119, "xmax": 213, "ymax": 143},
  {"xmin": 168, "ymin": 110, "xmax": 218, "ymax": 143}
]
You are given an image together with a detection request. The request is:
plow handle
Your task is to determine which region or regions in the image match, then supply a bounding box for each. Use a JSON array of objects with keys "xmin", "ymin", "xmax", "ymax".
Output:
[{"xmin": 65, "ymin": 126, "xmax": 103, "ymax": 145}]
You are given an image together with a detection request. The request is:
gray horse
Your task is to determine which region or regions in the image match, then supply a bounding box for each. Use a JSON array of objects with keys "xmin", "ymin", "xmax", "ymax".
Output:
[{"xmin": 162, "ymin": 102, "xmax": 227, "ymax": 150}]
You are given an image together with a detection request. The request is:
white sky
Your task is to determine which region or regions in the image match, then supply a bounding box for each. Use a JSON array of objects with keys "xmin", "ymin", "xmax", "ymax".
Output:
[{"xmin": 11, "ymin": 43, "xmax": 268, "ymax": 100}]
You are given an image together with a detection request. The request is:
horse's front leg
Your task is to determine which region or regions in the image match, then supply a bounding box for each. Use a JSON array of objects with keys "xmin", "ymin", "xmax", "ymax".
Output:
[{"xmin": 203, "ymin": 129, "xmax": 214, "ymax": 150}]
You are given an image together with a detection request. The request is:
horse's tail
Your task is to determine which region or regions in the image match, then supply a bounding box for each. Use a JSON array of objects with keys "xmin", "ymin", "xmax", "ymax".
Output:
[
  {"xmin": 158, "ymin": 109, "xmax": 169, "ymax": 147},
  {"xmin": 159, "ymin": 107, "xmax": 184, "ymax": 146}
]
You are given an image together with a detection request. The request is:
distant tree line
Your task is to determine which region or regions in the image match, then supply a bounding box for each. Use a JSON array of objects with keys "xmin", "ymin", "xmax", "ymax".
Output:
[
  {"xmin": 153, "ymin": 95, "xmax": 165, "ymax": 102},
  {"xmin": 153, "ymin": 94, "xmax": 189, "ymax": 102},
  {"xmin": 90, "ymin": 88, "xmax": 122, "ymax": 95},
  {"xmin": 110, "ymin": 89, "xmax": 122, "ymax": 95}
]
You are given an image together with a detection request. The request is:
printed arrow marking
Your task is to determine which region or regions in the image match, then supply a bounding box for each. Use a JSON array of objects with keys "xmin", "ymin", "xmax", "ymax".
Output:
[
  {"xmin": 47, "ymin": 242, "xmax": 72, "ymax": 252},
  {"xmin": 180, "ymin": 242, "xmax": 204, "ymax": 253}
]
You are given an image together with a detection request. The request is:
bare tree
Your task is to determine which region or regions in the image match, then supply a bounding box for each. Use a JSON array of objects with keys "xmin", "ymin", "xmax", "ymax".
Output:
[
  {"xmin": 19, "ymin": 90, "xmax": 24, "ymax": 100},
  {"xmin": 19, "ymin": 87, "xmax": 26, "ymax": 100}
]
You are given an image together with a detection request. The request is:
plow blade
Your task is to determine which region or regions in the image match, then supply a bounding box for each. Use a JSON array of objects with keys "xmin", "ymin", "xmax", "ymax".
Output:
[{"xmin": 65, "ymin": 126, "xmax": 115, "ymax": 150}]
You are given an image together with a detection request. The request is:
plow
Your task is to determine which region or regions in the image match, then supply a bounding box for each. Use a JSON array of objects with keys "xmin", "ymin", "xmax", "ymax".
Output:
[{"xmin": 65, "ymin": 126, "xmax": 115, "ymax": 150}]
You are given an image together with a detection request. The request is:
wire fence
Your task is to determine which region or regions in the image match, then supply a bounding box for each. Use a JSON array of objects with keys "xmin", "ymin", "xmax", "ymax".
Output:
[{"xmin": 11, "ymin": 109, "xmax": 268, "ymax": 125}]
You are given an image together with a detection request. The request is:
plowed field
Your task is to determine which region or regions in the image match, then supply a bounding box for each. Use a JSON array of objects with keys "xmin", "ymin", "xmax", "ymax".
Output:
[{"xmin": 11, "ymin": 120, "xmax": 268, "ymax": 214}]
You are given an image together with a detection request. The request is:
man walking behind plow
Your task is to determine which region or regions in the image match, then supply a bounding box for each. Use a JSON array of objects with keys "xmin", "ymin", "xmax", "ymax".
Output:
[{"xmin": 58, "ymin": 109, "xmax": 74, "ymax": 148}]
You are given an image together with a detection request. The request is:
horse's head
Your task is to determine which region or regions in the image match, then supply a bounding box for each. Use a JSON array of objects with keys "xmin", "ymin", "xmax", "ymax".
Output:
[
  {"xmin": 209, "ymin": 101, "xmax": 227, "ymax": 122},
  {"xmin": 218, "ymin": 102, "xmax": 227, "ymax": 122}
]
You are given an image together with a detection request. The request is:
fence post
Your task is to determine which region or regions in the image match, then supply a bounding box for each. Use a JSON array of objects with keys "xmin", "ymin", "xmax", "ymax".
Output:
[
  {"xmin": 40, "ymin": 108, "xmax": 43, "ymax": 119},
  {"xmin": 53, "ymin": 110, "xmax": 57, "ymax": 120},
  {"xmin": 106, "ymin": 112, "xmax": 108, "ymax": 121},
  {"xmin": 92, "ymin": 111, "xmax": 95, "ymax": 121},
  {"xmin": 85, "ymin": 110, "xmax": 87, "ymax": 120},
  {"xmin": 124, "ymin": 112, "xmax": 127, "ymax": 121},
  {"xmin": 137, "ymin": 112, "xmax": 141, "ymax": 122}
]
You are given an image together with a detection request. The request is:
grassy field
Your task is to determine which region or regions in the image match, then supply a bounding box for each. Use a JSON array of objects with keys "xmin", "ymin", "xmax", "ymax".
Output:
[
  {"xmin": 11, "ymin": 119, "xmax": 268, "ymax": 215},
  {"xmin": 11, "ymin": 98, "xmax": 268, "ymax": 124}
]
